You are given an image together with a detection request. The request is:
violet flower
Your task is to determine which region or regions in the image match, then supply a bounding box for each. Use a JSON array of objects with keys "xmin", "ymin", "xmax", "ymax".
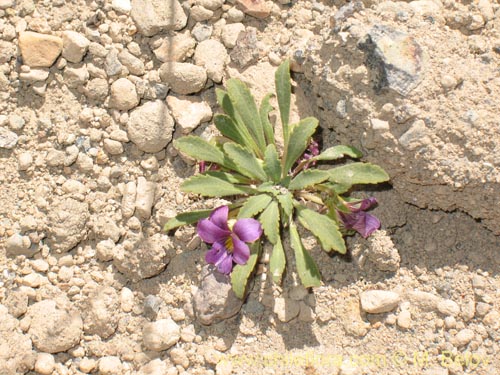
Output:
[
  {"xmin": 337, "ymin": 197, "xmax": 380, "ymax": 238},
  {"xmin": 197, "ymin": 206, "xmax": 262, "ymax": 274}
]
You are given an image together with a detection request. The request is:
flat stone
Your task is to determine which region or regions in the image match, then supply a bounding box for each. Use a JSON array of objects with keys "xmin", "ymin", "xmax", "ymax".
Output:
[
  {"xmin": 360, "ymin": 290, "xmax": 400, "ymax": 314},
  {"xmin": 19, "ymin": 68, "xmax": 50, "ymax": 82},
  {"xmin": 193, "ymin": 265, "xmax": 244, "ymax": 325},
  {"xmin": 0, "ymin": 127, "xmax": 18, "ymax": 149},
  {"xmin": 359, "ymin": 25, "xmax": 424, "ymax": 96},
  {"xmin": 229, "ymin": 27, "xmax": 259, "ymax": 68},
  {"xmin": 62, "ymin": 31, "xmax": 90, "ymax": 63},
  {"xmin": 159, "ymin": 62, "xmax": 207, "ymax": 95},
  {"xmin": 131, "ymin": 0, "xmax": 187, "ymax": 37},
  {"xmin": 143, "ymin": 318, "xmax": 180, "ymax": 351},
  {"xmin": 128, "ymin": 100, "xmax": 174, "ymax": 153},
  {"xmin": 19, "ymin": 31, "xmax": 63, "ymax": 67},
  {"xmin": 236, "ymin": 0, "xmax": 271, "ymax": 19},
  {"xmin": 166, "ymin": 95, "xmax": 212, "ymax": 134}
]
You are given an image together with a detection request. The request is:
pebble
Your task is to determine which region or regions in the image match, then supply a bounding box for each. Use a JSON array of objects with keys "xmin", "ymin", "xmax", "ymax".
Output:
[
  {"xmin": 17, "ymin": 152, "xmax": 33, "ymax": 170},
  {"xmin": 288, "ymin": 285, "xmax": 309, "ymax": 300},
  {"xmin": 452, "ymin": 328, "xmax": 474, "ymax": 347},
  {"xmin": 63, "ymin": 65, "xmax": 90, "ymax": 88},
  {"xmin": 109, "ymin": 78, "xmax": 140, "ymax": 111},
  {"xmin": 406, "ymin": 291, "xmax": 440, "ymax": 311},
  {"xmin": 397, "ymin": 310, "xmax": 412, "ymax": 329},
  {"xmin": 8, "ymin": 114, "xmax": 25, "ymax": 130},
  {"xmin": 166, "ymin": 95, "xmax": 212, "ymax": 134},
  {"xmin": 130, "ymin": 0, "xmax": 187, "ymax": 36},
  {"xmin": 105, "ymin": 49, "xmax": 123, "ymax": 77},
  {"xmin": 441, "ymin": 74, "xmax": 457, "ymax": 90},
  {"xmin": 121, "ymin": 287, "xmax": 134, "ymax": 312},
  {"xmin": 82, "ymin": 286, "xmax": 119, "ymax": 338},
  {"xmin": 444, "ymin": 316, "xmax": 456, "ymax": 329},
  {"xmin": 159, "ymin": 62, "xmax": 207, "ymax": 95},
  {"xmin": 18, "ymin": 31, "xmax": 63, "ymax": 67},
  {"xmin": 229, "ymin": 27, "xmax": 259, "ymax": 68},
  {"xmin": 79, "ymin": 358, "xmax": 97, "ymax": 373},
  {"xmin": 137, "ymin": 359, "xmax": 168, "ymax": 375},
  {"xmin": 192, "ymin": 23, "xmax": 213, "ymax": 42},
  {"xmin": 142, "ymin": 318, "xmax": 180, "ymax": 351},
  {"xmin": 122, "ymin": 181, "xmax": 137, "ymax": 218},
  {"xmin": 135, "ymin": 177, "xmax": 156, "ymax": 219},
  {"xmin": 191, "ymin": 5, "xmax": 214, "ymax": 22},
  {"xmin": 144, "ymin": 294, "xmax": 162, "ymax": 319},
  {"xmin": 437, "ymin": 299, "xmax": 460, "ymax": 317},
  {"xmin": 153, "ymin": 33, "xmax": 196, "ymax": 63},
  {"xmin": 103, "ymin": 138, "xmax": 124, "ymax": 155},
  {"xmin": 398, "ymin": 119, "xmax": 430, "ymax": 150},
  {"xmin": 170, "ymin": 347, "xmax": 189, "ymax": 368},
  {"xmin": 273, "ymin": 297, "xmax": 300, "ymax": 322},
  {"xmin": 475, "ymin": 302, "xmax": 491, "ymax": 317},
  {"xmin": 360, "ymin": 290, "xmax": 400, "ymax": 313},
  {"xmin": 298, "ymin": 301, "xmax": 315, "ymax": 322},
  {"xmin": 112, "ymin": 0, "xmax": 131, "ymax": 13},
  {"xmin": 0, "ymin": 127, "xmax": 18, "ymax": 149},
  {"xmin": 4, "ymin": 288, "xmax": 29, "ymax": 317},
  {"xmin": 99, "ymin": 356, "xmax": 123, "ymax": 375},
  {"xmin": 128, "ymin": 100, "xmax": 174, "ymax": 153},
  {"xmin": 236, "ymin": 0, "xmax": 271, "ymax": 19},
  {"xmin": 32, "ymin": 259, "xmax": 49, "ymax": 272},
  {"xmin": 46, "ymin": 149, "xmax": 66, "ymax": 167},
  {"xmin": 34, "ymin": 353, "xmax": 55, "ymax": 375},
  {"xmin": 193, "ymin": 39, "xmax": 228, "ymax": 83},
  {"xmin": 0, "ymin": 0, "xmax": 15, "ymax": 9},
  {"xmin": 62, "ymin": 31, "xmax": 90, "ymax": 63},
  {"xmin": 118, "ymin": 49, "xmax": 145, "ymax": 76},
  {"xmin": 226, "ymin": 7, "xmax": 245, "ymax": 22},
  {"xmin": 27, "ymin": 299, "xmax": 83, "ymax": 353},
  {"xmin": 22, "ymin": 273, "xmax": 45, "ymax": 287},
  {"xmin": 5, "ymin": 233, "xmax": 34, "ymax": 257},
  {"xmin": 221, "ymin": 23, "xmax": 245, "ymax": 49}
]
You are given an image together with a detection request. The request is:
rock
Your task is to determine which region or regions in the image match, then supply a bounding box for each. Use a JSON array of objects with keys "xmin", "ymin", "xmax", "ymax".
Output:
[
  {"xmin": 131, "ymin": 0, "xmax": 187, "ymax": 37},
  {"xmin": 229, "ymin": 27, "xmax": 259, "ymax": 68},
  {"xmin": 273, "ymin": 297, "xmax": 300, "ymax": 322},
  {"xmin": 159, "ymin": 62, "xmax": 207, "ymax": 95},
  {"xmin": 153, "ymin": 33, "xmax": 196, "ymax": 63},
  {"xmin": 105, "ymin": 49, "xmax": 123, "ymax": 76},
  {"xmin": 221, "ymin": 23, "xmax": 245, "ymax": 49},
  {"xmin": 46, "ymin": 149, "xmax": 66, "ymax": 167},
  {"xmin": 112, "ymin": 0, "xmax": 131, "ymax": 13},
  {"xmin": 192, "ymin": 23, "xmax": 213, "ymax": 42},
  {"xmin": 170, "ymin": 347, "xmax": 189, "ymax": 368},
  {"xmin": 79, "ymin": 358, "xmax": 97, "ymax": 373},
  {"xmin": 137, "ymin": 359, "xmax": 169, "ymax": 375},
  {"xmin": 358, "ymin": 25, "xmax": 423, "ymax": 96},
  {"xmin": 19, "ymin": 68, "xmax": 50, "ymax": 82},
  {"xmin": 18, "ymin": 151, "xmax": 33, "ymax": 170},
  {"xmin": 143, "ymin": 318, "xmax": 180, "ymax": 351},
  {"xmin": 118, "ymin": 49, "xmax": 145, "ymax": 75},
  {"xmin": 288, "ymin": 285, "xmax": 309, "ymax": 301},
  {"xmin": 452, "ymin": 328, "xmax": 475, "ymax": 347},
  {"xmin": 0, "ymin": 127, "xmax": 18, "ymax": 149},
  {"xmin": 63, "ymin": 64, "xmax": 90, "ymax": 88},
  {"xmin": 34, "ymin": 353, "xmax": 55, "ymax": 375},
  {"xmin": 103, "ymin": 138, "xmax": 124, "ymax": 155},
  {"xmin": 191, "ymin": 5, "xmax": 214, "ymax": 22},
  {"xmin": 227, "ymin": 7, "xmax": 245, "ymax": 22},
  {"xmin": 27, "ymin": 299, "xmax": 83, "ymax": 353},
  {"xmin": 96, "ymin": 239, "xmax": 115, "ymax": 261},
  {"xmin": 4, "ymin": 288, "xmax": 29, "ymax": 317},
  {"xmin": 62, "ymin": 179, "xmax": 86, "ymax": 195},
  {"xmin": 476, "ymin": 302, "xmax": 491, "ymax": 317},
  {"xmin": 0, "ymin": 0, "xmax": 15, "ymax": 9},
  {"xmin": 193, "ymin": 39, "xmax": 228, "ymax": 83},
  {"xmin": 437, "ymin": 299, "xmax": 460, "ymax": 317},
  {"xmin": 166, "ymin": 95, "xmax": 212, "ymax": 133},
  {"xmin": 81, "ymin": 286, "xmax": 119, "ymax": 339},
  {"xmin": 85, "ymin": 78, "xmax": 109, "ymax": 100},
  {"xmin": 99, "ymin": 356, "xmax": 122, "ymax": 374},
  {"xmin": 21, "ymin": 272, "xmax": 45, "ymax": 287},
  {"xmin": 406, "ymin": 291, "xmax": 440, "ymax": 311},
  {"xmin": 5, "ymin": 233, "xmax": 35, "ymax": 257},
  {"xmin": 109, "ymin": 78, "xmax": 140, "ymax": 111},
  {"xmin": 354, "ymin": 229, "xmax": 400, "ymax": 272},
  {"xmin": 0, "ymin": 305, "xmax": 36, "ymax": 374},
  {"xmin": 62, "ymin": 31, "xmax": 90, "ymax": 63},
  {"xmin": 197, "ymin": 0, "xmax": 224, "ymax": 11},
  {"xmin": 120, "ymin": 287, "xmax": 134, "ymax": 312},
  {"xmin": 18, "ymin": 31, "xmax": 63, "ymax": 67},
  {"xmin": 398, "ymin": 119, "xmax": 431, "ymax": 150},
  {"xmin": 193, "ymin": 265, "xmax": 244, "ymax": 325},
  {"xmin": 113, "ymin": 233, "xmax": 170, "ymax": 281},
  {"xmin": 298, "ymin": 301, "xmax": 315, "ymax": 322},
  {"xmin": 144, "ymin": 294, "xmax": 162, "ymax": 319},
  {"xmin": 122, "ymin": 181, "xmax": 137, "ymax": 218},
  {"xmin": 397, "ymin": 310, "xmax": 412, "ymax": 329},
  {"xmin": 360, "ymin": 290, "xmax": 400, "ymax": 314},
  {"xmin": 128, "ymin": 100, "xmax": 174, "ymax": 152},
  {"xmin": 47, "ymin": 198, "xmax": 89, "ymax": 253},
  {"xmin": 136, "ymin": 177, "xmax": 156, "ymax": 219},
  {"xmin": 236, "ymin": 0, "xmax": 271, "ymax": 19},
  {"xmin": 91, "ymin": 215, "xmax": 121, "ymax": 243}
]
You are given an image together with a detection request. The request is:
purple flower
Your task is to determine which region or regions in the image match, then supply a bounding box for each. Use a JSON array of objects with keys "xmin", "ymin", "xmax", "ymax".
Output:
[
  {"xmin": 197, "ymin": 206, "xmax": 262, "ymax": 274},
  {"xmin": 337, "ymin": 197, "xmax": 380, "ymax": 238}
]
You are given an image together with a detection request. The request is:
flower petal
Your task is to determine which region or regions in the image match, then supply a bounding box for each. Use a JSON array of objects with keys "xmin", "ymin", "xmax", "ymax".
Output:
[
  {"xmin": 209, "ymin": 206, "xmax": 229, "ymax": 231},
  {"xmin": 233, "ymin": 218, "xmax": 262, "ymax": 242},
  {"xmin": 216, "ymin": 252, "xmax": 234, "ymax": 274},
  {"xmin": 231, "ymin": 234, "xmax": 250, "ymax": 265},
  {"xmin": 348, "ymin": 197, "xmax": 377, "ymax": 212},
  {"xmin": 197, "ymin": 219, "xmax": 230, "ymax": 244},
  {"xmin": 205, "ymin": 242, "xmax": 226, "ymax": 264},
  {"xmin": 354, "ymin": 213, "xmax": 380, "ymax": 238}
]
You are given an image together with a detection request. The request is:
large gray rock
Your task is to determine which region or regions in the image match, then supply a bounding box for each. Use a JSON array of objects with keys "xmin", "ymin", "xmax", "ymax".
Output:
[
  {"xmin": 193, "ymin": 265, "xmax": 244, "ymax": 325},
  {"xmin": 47, "ymin": 198, "xmax": 89, "ymax": 253},
  {"xmin": 127, "ymin": 100, "xmax": 174, "ymax": 153},
  {"xmin": 131, "ymin": 0, "xmax": 187, "ymax": 37},
  {"xmin": 27, "ymin": 299, "xmax": 83, "ymax": 353}
]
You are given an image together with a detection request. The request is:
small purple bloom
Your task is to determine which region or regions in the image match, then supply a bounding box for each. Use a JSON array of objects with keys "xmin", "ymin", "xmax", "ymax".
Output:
[
  {"xmin": 337, "ymin": 197, "xmax": 380, "ymax": 238},
  {"xmin": 197, "ymin": 206, "xmax": 262, "ymax": 274}
]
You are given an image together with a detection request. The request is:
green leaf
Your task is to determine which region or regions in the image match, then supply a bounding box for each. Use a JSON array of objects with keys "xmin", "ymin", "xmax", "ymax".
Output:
[
  {"xmin": 269, "ymin": 237, "xmax": 286, "ymax": 284},
  {"xmin": 319, "ymin": 182, "xmax": 352, "ymax": 195},
  {"xmin": 174, "ymin": 136, "xmax": 225, "ymax": 165},
  {"xmin": 231, "ymin": 241, "xmax": 260, "ymax": 299},
  {"xmin": 283, "ymin": 117, "xmax": 318, "ymax": 176},
  {"xmin": 288, "ymin": 170, "xmax": 331, "ymax": 190},
  {"xmin": 276, "ymin": 193, "xmax": 294, "ymax": 226},
  {"xmin": 275, "ymin": 60, "xmax": 291, "ymax": 143},
  {"xmin": 313, "ymin": 145, "xmax": 363, "ymax": 161},
  {"xmin": 226, "ymin": 79, "xmax": 266, "ymax": 153},
  {"xmin": 164, "ymin": 209, "xmax": 212, "ymax": 231},
  {"xmin": 256, "ymin": 181, "xmax": 275, "ymax": 193},
  {"xmin": 204, "ymin": 171, "xmax": 252, "ymax": 185},
  {"xmin": 296, "ymin": 205, "xmax": 346, "ymax": 254},
  {"xmin": 289, "ymin": 222, "xmax": 321, "ymax": 288},
  {"xmin": 223, "ymin": 143, "xmax": 267, "ymax": 181},
  {"xmin": 328, "ymin": 162, "xmax": 390, "ymax": 186},
  {"xmin": 263, "ymin": 144, "xmax": 282, "ymax": 183},
  {"xmin": 181, "ymin": 174, "xmax": 252, "ymax": 197},
  {"xmin": 237, "ymin": 194, "xmax": 272, "ymax": 219},
  {"xmin": 213, "ymin": 114, "xmax": 247, "ymax": 147},
  {"xmin": 259, "ymin": 200, "xmax": 280, "ymax": 244},
  {"xmin": 260, "ymin": 93, "xmax": 275, "ymax": 146}
]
